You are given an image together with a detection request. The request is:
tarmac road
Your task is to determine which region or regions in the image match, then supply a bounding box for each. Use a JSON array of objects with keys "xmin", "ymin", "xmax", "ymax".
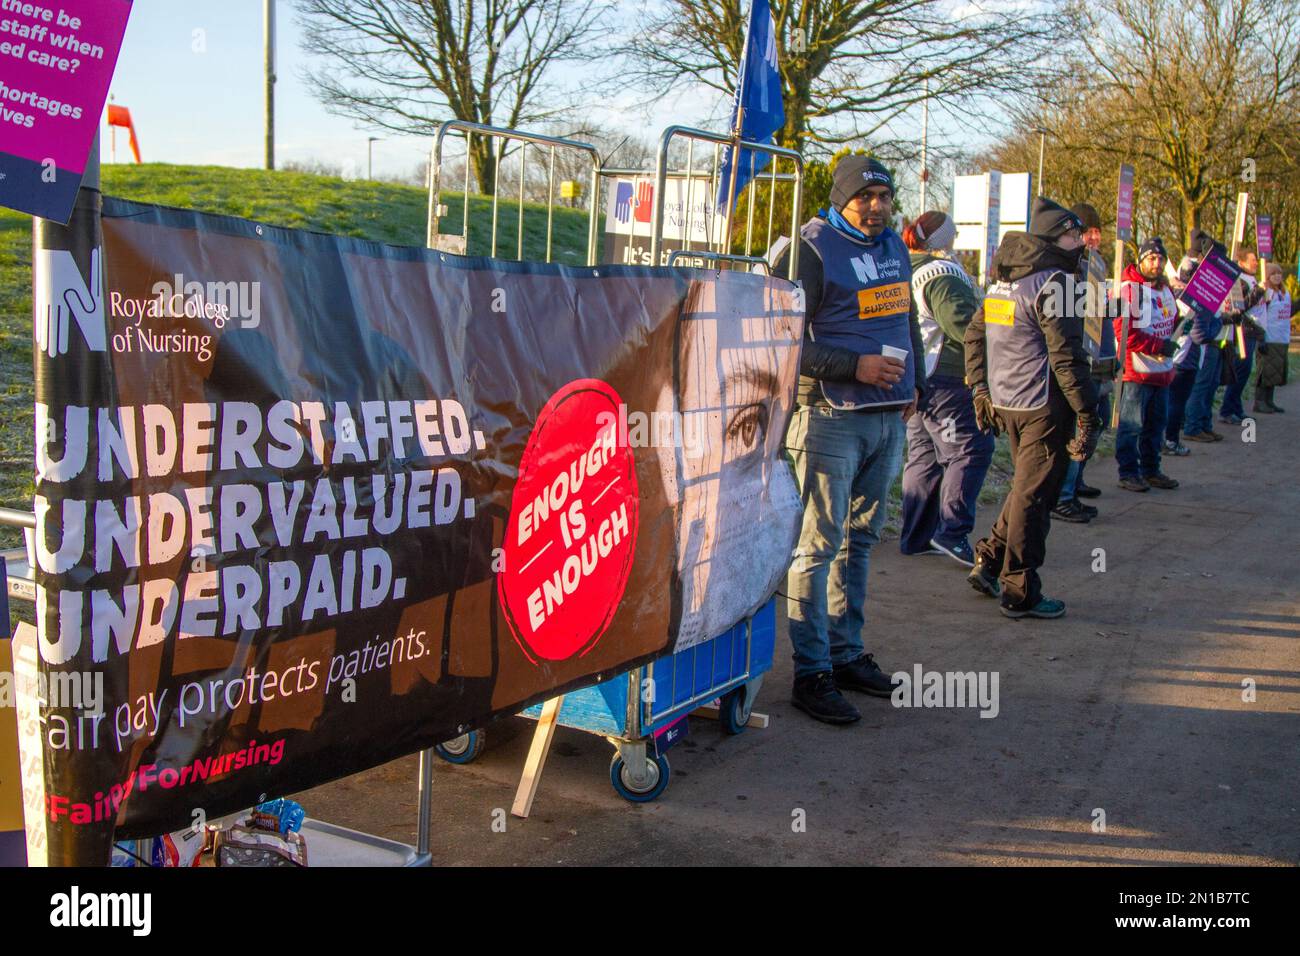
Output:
[{"xmin": 299, "ymin": 376, "xmax": 1300, "ymax": 866}]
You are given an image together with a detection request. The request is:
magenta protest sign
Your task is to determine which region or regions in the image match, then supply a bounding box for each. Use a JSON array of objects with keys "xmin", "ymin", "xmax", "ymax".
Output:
[
  {"xmin": 1256, "ymin": 215, "xmax": 1273, "ymax": 258},
  {"xmin": 0, "ymin": 0, "xmax": 132, "ymax": 222},
  {"xmin": 1115, "ymin": 164, "xmax": 1134, "ymax": 241},
  {"xmin": 1179, "ymin": 248, "xmax": 1242, "ymax": 316}
]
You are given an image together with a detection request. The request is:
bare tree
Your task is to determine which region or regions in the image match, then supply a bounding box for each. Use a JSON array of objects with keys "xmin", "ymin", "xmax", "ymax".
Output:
[
  {"xmin": 622, "ymin": 0, "xmax": 1073, "ymax": 153},
  {"xmin": 1023, "ymin": 0, "xmax": 1300, "ymax": 245},
  {"xmin": 295, "ymin": 0, "xmax": 609, "ymax": 190}
]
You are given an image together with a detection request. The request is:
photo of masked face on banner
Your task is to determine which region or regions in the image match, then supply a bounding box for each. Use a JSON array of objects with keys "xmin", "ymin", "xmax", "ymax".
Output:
[{"xmin": 657, "ymin": 273, "xmax": 804, "ymax": 651}]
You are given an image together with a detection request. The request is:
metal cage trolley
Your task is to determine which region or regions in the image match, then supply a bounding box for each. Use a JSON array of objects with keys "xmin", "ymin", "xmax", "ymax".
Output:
[{"xmin": 432, "ymin": 124, "xmax": 802, "ymax": 804}]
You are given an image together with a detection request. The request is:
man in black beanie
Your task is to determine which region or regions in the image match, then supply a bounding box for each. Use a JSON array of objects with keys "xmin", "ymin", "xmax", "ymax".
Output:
[
  {"xmin": 964, "ymin": 196, "xmax": 1100, "ymax": 618},
  {"xmin": 770, "ymin": 154, "xmax": 927, "ymax": 722}
]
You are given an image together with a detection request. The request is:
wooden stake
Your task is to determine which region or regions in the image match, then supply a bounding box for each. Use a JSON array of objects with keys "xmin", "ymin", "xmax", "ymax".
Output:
[{"xmin": 511, "ymin": 696, "xmax": 561, "ymax": 819}]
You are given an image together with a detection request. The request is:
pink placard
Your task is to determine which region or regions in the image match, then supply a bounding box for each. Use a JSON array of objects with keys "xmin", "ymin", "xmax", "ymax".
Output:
[
  {"xmin": 0, "ymin": 0, "xmax": 132, "ymax": 219},
  {"xmin": 1180, "ymin": 249, "xmax": 1242, "ymax": 315},
  {"xmin": 1256, "ymin": 215, "xmax": 1273, "ymax": 258},
  {"xmin": 1115, "ymin": 164, "xmax": 1134, "ymax": 241}
]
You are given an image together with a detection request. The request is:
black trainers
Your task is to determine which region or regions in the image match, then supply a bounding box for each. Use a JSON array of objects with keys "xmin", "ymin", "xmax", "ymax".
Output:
[
  {"xmin": 968, "ymin": 559, "xmax": 1001, "ymax": 599},
  {"xmin": 1051, "ymin": 499, "xmax": 1092, "ymax": 522},
  {"xmin": 1075, "ymin": 480, "xmax": 1101, "ymax": 498},
  {"xmin": 833, "ymin": 654, "xmax": 899, "ymax": 698},
  {"xmin": 791, "ymin": 672, "xmax": 861, "ymax": 725},
  {"xmin": 1000, "ymin": 596, "xmax": 1067, "ymax": 619},
  {"xmin": 930, "ymin": 537, "xmax": 976, "ymax": 568},
  {"xmin": 1079, "ymin": 501, "xmax": 1098, "ymax": 517}
]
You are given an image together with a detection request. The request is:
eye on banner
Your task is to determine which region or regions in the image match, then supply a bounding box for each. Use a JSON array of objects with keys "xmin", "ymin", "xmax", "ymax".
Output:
[{"xmin": 30, "ymin": 197, "xmax": 804, "ymax": 863}]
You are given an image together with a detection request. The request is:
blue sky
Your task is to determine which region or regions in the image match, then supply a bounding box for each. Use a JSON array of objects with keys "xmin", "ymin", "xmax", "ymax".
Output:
[
  {"xmin": 101, "ymin": 0, "xmax": 1004, "ymax": 213},
  {"xmin": 102, "ymin": 0, "xmax": 710, "ymax": 179}
]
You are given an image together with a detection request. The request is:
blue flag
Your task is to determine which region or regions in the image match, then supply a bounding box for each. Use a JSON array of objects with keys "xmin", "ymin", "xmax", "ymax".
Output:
[{"xmin": 716, "ymin": 0, "xmax": 785, "ymax": 214}]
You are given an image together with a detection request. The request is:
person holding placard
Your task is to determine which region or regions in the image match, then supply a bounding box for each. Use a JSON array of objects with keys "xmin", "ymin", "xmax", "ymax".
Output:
[
  {"xmin": 1177, "ymin": 230, "xmax": 1232, "ymax": 443},
  {"xmin": 1219, "ymin": 248, "xmax": 1267, "ymax": 425},
  {"xmin": 1113, "ymin": 238, "xmax": 1180, "ymax": 492},
  {"xmin": 964, "ymin": 197, "xmax": 1099, "ymax": 620},
  {"xmin": 1253, "ymin": 262, "xmax": 1290, "ymax": 413}
]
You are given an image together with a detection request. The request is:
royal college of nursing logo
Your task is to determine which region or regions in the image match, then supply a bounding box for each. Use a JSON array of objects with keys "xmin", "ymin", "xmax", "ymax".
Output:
[{"xmin": 34, "ymin": 247, "xmax": 107, "ymax": 357}]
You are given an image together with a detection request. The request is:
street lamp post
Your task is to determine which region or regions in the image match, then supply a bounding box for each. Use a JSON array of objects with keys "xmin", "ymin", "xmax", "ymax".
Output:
[
  {"xmin": 264, "ymin": 0, "xmax": 276, "ymax": 170},
  {"xmin": 920, "ymin": 78, "xmax": 930, "ymax": 211},
  {"xmin": 368, "ymin": 137, "xmax": 381, "ymax": 180},
  {"xmin": 1033, "ymin": 126, "xmax": 1048, "ymax": 195}
]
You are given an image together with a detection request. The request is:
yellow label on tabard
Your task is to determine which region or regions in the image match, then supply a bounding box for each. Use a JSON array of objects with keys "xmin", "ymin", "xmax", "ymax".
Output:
[
  {"xmin": 984, "ymin": 297, "xmax": 1015, "ymax": 326},
  {"xmin": 857, "ymin": 282, "xmax": 910, "ymax": 320}
]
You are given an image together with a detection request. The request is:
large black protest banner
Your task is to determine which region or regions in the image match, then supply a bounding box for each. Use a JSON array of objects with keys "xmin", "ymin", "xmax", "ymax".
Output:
[{"xmin": 29, "ymin": 196, "xmax": 803, "ymax": 863}]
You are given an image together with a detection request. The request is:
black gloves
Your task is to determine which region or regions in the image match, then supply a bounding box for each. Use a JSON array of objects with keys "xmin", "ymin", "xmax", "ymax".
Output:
[
  {"xmin": 972, "ymin": 386, "xmax": 1002, "ymax": 437},
  {"xmin": 1067, "ymin": 412, "xmax": 1101, "ymax": 462},
  {"xmin": 1159, "ymin": 338, "xmax": 1178, "ymax": 357}
]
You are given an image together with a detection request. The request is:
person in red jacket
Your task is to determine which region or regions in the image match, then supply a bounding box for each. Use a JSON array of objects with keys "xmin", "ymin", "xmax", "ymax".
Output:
[{"xmin": 1114, "ymin": 237, "xmax": 1180, "ymax": 492}]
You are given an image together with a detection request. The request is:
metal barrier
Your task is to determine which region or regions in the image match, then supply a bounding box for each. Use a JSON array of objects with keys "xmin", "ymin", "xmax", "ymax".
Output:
[
  {"xmin": 425, "ymin": 120, "xmax": 803, "ymax": 281},
  {"xmin": 0, "ymin": 507, "xmax": 35, "ymax": 608},
  {"xmin": 0, "ymin": 507, "xmax": 34, "ymax": 530},
  {"xmin": 649, "ymin": 126, "xmax": 803, "ymax": 280},
  {"xmin": 426, "ymin": 120, "xmax": 601, "ymax": 265}
]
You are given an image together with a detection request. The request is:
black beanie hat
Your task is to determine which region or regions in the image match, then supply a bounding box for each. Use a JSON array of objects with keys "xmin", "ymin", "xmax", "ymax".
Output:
[
  {"xmin": 830, "ymin": 155, "xmax": 895, "ymax": 210},
  {"xmin": 1028, "ymin": 196, "xmax": 1084, "ymax": 240},
  {"xmin": 1138, "ymin": 236, "xmax": 1167, "ymax": 260},
  {"xmin": 1070, "ymin": 202, "xmax": 1101, "ymax": 231}
]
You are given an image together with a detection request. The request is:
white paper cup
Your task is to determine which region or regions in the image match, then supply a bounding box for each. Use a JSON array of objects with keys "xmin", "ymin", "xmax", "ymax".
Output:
[{"xmin": 880, "ymin": 345, "xmax": 908, "ymax": 363}]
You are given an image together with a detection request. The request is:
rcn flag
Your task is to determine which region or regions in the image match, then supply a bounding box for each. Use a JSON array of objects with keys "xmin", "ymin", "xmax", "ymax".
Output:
[{"xmin": 716, "ymin": 0, "xmax": 785, "ymax": 213}]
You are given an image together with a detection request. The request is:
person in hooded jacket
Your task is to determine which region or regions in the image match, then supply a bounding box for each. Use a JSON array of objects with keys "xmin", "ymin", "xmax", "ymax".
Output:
[
  {"xmin": 1052, "ymin": 202, "xmax": 1113, "ymax": 523},
  {"xmin": 964, "ymin": 197, "xmax": 1100, "ymax": 619}
]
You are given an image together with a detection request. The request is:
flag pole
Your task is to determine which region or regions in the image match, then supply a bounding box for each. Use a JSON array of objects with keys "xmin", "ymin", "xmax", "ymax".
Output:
[
  {"xmin": 720, "ymin": 4, "xmax": 757, "ymax": 256},
  {"xmin": 722, "ymin": 108, "xmax": 744, "ymax": 256}
]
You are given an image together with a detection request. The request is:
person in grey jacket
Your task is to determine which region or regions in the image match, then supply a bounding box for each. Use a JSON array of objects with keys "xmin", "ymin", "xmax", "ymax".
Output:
[{"xmin": 964, "ymin": 197, "xmax": 1099, "ymax": 620}]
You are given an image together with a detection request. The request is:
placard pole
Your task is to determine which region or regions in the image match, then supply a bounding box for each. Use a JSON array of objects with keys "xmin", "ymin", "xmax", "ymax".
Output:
[{"xmin": 1111, "ymin": 238, "xmax": 1127, "ymax": 429}]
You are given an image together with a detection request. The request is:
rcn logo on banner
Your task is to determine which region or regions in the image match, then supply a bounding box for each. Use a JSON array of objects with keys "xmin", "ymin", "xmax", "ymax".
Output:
[
  {"xmin": 613, "ymin": 180, "xmax": 654, "ymax": 225},
  {"xmin": 850, "ymin": 252, "xmax": 879, "ymax": 284},
  {"xmin": 34, "ymin": 248, "xmax": 107, "ymax": 356}
]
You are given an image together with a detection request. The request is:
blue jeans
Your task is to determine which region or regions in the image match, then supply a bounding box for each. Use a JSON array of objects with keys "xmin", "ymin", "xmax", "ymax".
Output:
[
  {"xmin": 785, "ymin": 405, "xmax": 905, "ymax": 678},
  {"xmin": 1165, "ymin": 366, "xmax": 1197, "ymax": 442},
  {"xmin": 1183, "ymin": 344, "xmax": 1222, "ymax": 435},
  {"xmin": 1115, "ymin": 383, "xmax": 1169, "ymax": 479},
  {"xmin": 899, "ymin": 377, "xmax": 994, "ymax": 553},
  {"xmin": 1220, "ymin": 340, "xmax": 1256, "ymax": 419}
]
